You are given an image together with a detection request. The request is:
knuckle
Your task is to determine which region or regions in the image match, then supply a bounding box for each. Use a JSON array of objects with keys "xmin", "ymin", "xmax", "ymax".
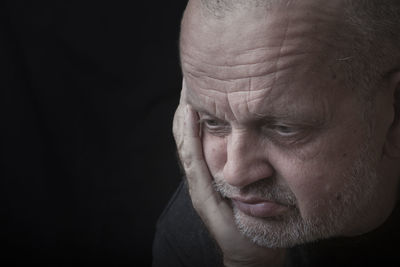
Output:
[{"xmin": 182, "ymin": 154, "xmax": 193, "ymax": 169}]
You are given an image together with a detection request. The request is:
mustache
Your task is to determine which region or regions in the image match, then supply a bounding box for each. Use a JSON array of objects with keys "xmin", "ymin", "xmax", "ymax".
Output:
[{"xmin": 212, "ymin": 176, "xmax": 297, "ymax": 207}]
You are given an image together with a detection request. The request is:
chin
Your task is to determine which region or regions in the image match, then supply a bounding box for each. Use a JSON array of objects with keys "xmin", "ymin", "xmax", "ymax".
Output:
[
  {"xmin": 234, "ymin": 207, "xmax": 315, "ymax": 248},
  {"xmin": 232, "ymin": 203, "xmax": 359, "ymax": 248}
]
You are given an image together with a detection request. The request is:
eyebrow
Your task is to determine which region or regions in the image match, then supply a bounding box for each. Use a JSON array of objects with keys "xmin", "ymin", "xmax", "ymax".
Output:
[
  {"xmin": 187, "ymin": 98, "xmax": 212, "ymax": 115},
  {"xmin": 186, "ymin": 91, "xmax": 218, "ymax": 113}
]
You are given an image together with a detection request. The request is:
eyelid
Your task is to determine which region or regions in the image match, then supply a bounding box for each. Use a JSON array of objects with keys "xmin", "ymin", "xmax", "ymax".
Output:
[
  {"xmin": 261, "ymin": 122, "xmax": 310, "ymax": 140},
  {"xmin": 198, "ymin": 114, "xmax": 231, "ymax": 136},
  {"xmin": 198, "ymin": 113, "xmax": 224, "ymax": 123},
  {"xmin": 262, "ymin": 123, "xmax": 318, "ymax": 148},
  {"xmin": 199, "ymin": 117, "xmax": 229, "ymax": 127},
  {"xmin": 271, "ymin": 124, "xmax": 302, "ymax": 135}
]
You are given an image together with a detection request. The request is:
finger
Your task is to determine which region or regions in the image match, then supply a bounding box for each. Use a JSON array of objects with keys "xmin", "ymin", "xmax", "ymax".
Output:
[
  {"xmin": 179, "ymin": 79, "xmax": 188, "ymax": 106},
  {"xmin": 182, "ymin": 105, "xmax": 228, "ymax": 209},
  {"xmin": 173, "ymin": 105, "xmax": 184, "ymax": 148},
  {"xmin": 173, "ymin": 79, "xmax": 187, "ymax": 147},
  {"xmin": 175, "ymin": 83, "xmax": 230, "ymax": 212},
  {"xmin": 182, "ymin": 104, "xmax": 209, "ymax": 178}
]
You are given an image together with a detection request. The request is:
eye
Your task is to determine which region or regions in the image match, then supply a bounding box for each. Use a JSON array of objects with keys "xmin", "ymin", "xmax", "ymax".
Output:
[
  {"xmin": 261, "ymin": 123, "xmax": 307, "ymax": 145},
  {"xmin": 261, "ymin": 122, "xmax": 315, "ymax": 147},
  {"xmin": 272, "ymin": 124, "xmax": 299, "ymax": 136},
  {"xmin": 203, "ymin": 119, "xmax": 222, "ymax": 128},
  {"xmin": 199, "ymin": 116, "xmax": 230, "ymax": 136}
]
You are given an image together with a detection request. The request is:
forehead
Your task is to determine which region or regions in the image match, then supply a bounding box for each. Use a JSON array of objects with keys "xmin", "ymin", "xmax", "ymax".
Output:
[{"xmin": 181, "ymin": 0, "xmax": 355, "ymax": 121}]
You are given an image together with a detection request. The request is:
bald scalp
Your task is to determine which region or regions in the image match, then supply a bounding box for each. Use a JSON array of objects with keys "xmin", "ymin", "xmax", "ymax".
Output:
[
  {"xmin": 200, "ymin": 0, "xmax": 274, "ymax": 18},
  {"xmin": 182, "ymin": 0, "xmax": 400, "ymax": 101}
]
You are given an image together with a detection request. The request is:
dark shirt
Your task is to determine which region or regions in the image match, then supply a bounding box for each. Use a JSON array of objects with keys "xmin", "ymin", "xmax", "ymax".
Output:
[{"xmin": 153, "ymin": 182, "xmax": 400, "ymax": 266}]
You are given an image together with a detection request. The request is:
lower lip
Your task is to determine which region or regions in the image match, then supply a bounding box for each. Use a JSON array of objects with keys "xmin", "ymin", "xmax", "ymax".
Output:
[{"xmin": 232, "ymin": 199, "xmax": 290, "ymax": 218}]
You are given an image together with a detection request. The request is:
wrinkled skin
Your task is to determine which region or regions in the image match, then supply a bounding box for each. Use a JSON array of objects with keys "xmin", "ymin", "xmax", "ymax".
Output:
[{"xmin": 174, "ymin": 0, "xmax": 400, "ymax": 265}]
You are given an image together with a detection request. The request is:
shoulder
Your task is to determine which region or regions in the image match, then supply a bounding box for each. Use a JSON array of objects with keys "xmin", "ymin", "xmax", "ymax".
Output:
[{"xmin": 152, "ymin": 181, "xmax": 222, "ymax": 267}]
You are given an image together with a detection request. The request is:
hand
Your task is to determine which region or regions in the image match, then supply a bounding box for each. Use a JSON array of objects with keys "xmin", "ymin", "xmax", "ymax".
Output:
[{"xmin": 173, "ymin": 80, "xmax": 286, "ymax": 267}]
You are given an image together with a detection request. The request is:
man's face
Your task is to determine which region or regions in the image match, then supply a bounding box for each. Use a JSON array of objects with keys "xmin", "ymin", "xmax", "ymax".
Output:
[{"xmin": 180, "ymin": 0, "xmax": 398, "ymax": 247}]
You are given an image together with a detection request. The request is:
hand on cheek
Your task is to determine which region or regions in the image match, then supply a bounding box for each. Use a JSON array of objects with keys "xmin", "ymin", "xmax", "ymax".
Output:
[{"xmin": 172, "ymin": 80, "xmax": 286, "ymax": 267}]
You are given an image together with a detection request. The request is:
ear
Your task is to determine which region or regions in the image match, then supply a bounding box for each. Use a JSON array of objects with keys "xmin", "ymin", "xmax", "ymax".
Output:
[{"xmin": 384, "ymin": 71, "xmax": 400, "ymax": 158}]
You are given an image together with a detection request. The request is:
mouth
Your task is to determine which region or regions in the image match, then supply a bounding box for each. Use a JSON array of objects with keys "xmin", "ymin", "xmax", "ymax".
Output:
[{"xmin": 231, "ymin": 196, "xmax": 292, "ymax": 218}]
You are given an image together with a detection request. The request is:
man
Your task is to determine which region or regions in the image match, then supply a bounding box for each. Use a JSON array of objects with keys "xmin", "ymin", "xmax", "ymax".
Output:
[{"xmin": 153, "ymin": 0, "xmax": 400, "ymax": 266}]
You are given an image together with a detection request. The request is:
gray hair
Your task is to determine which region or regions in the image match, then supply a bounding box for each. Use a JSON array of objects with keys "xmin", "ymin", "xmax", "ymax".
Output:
[{"xmin": 345, "ymin": 1, "xmax": 400, "ymax": 96}]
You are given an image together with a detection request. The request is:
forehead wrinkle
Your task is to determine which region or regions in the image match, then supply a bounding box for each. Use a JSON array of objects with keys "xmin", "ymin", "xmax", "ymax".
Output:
[
  {"xmin": 225, "ymin": 84, "xmax": 271, "ymax": 123},
  {"xmin": 183, "ymin": 57, "xmax": 308, "ymax": 91},
  {"xmin": 226, "ymin": 80, "xmax": 263, "ymax": 123},
  {"xmin": 225, "ymin": 90, "xmax": 271, "ymax": 122},
  {"xmin": 187, "ymin": 91, "xmax": 218, "ymax": 117},
  {"xmin": 223, "ymin": 82, "xmax": 330, "ymax": 123},
  {"xmin": 187, "ymin": 85, "xmax": 235, "ymax": 120},
  {"xmin": 184, "ymin": 71, "xmax": 269, "ymax": 100},
  {"xmin": 181, "ymin": 45, "xmax": 312, "ymax": 69}
]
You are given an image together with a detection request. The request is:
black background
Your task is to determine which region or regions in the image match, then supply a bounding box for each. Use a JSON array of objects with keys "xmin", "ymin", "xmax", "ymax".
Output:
[{"xmin": 1, "ymin": 1, "xmax": 187, "ymax": 265}]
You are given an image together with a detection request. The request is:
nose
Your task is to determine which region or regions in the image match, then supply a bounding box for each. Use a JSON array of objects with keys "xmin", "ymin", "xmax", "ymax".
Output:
[{"xmin": 222, "ymin": 130, "xmax": 274, "ymax": 188}]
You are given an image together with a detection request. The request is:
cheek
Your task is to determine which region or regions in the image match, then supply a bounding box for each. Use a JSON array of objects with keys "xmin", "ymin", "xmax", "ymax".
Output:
[
  {"xmin": 281, "ymin": 148, "xmax": 363, "ymax": 219},
  {"xmin": 278, "ymin": 161, "xmax": 344, "ymax": 219},
  {"xmin": 202, "ymin": 133, "xmax": 226, "ymax": 176},
  {"xmin": 273, "ymin": 142, "xmax": 360, "ymax": 217}
]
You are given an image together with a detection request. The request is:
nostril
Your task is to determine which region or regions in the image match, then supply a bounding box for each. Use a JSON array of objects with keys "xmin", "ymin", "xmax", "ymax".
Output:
[{"xmin": 222, "ymin": 159, "xmax": 275, "ymax": 188}]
